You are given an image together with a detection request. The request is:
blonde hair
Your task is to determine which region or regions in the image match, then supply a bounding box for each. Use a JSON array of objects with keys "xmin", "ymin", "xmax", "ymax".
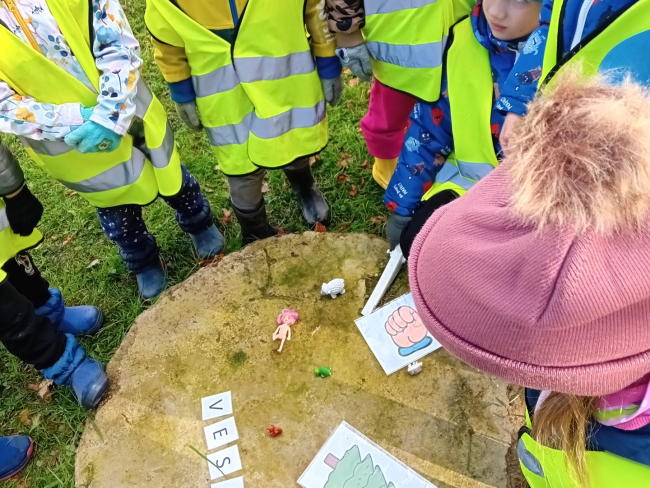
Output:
[
  {"xmin": 532, "ymin": 392, "xmax": 598, "ymax": 487},
  {"xmin": 507, "ymin": 69, "xmax": 650, "ymax": 234}
]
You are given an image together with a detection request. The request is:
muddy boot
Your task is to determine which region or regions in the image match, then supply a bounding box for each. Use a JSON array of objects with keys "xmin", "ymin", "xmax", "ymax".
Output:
[
  {"xmin": 283, "ymin": 164, "xmax": 331, "ymax": 227},
  {"xmin": 232, "ymin": 200, "xmax": 278, "ymax": 246}
]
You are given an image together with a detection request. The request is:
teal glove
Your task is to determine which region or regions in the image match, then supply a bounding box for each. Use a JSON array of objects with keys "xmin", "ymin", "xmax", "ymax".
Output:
[{"xmin": 64, "ymin": 107, "xmax": 122, "ymax": 153}]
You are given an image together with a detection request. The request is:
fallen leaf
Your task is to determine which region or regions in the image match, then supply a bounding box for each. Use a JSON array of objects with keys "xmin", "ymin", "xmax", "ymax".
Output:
[
  {"xmin": 19, "ymin": 409, "xmax": 31, "ymax": 426},
  {"xmin": 339, "ymin": 222, "xmax": 352, "ymax": 232},
  {"xmin": 28, "ymin": 379, "xmax": 54, "ymax": 403},
  {"xmin": 308, "ymin": 156, "xmax": 317, "ymax": 166},
  {"xmin": 221, "ymin": 208, "xmax": 233, "ymax": 223},
  {"xmin": 346, "ymin": 99, "xmax": 353, "ymax": 109},
  {"xmin": 343, "ymin": 67, "xmax": 352, "ymax": 75},
  {"xmin": 64, "ymin": 189, "xmax": 78, "ymax": 197},
  {"xmin": 62, "ymin": 236, "xmax": 73, "ymax": 246},
  {"xmin": 361, "ymin": 160, "xmax": 369, "ymax": 170},
  {"xmin": 336, "ymin": 174, "xmax": 347, "ymax": 183},
  {"xmin": 349, "ymin": 77, "xmax": 360, "ymax": 87},
  {"xmin": 214, "ymin": 165, "xmax": 220, "ymax": 172},
  {"xmin": 203, "ymin": 187, "xmax": 215, "ymax": 194},
  {"xmin": 31, "ymin": 414, "xmax": 41, "ymax": 428},
  {"xmin": 278, "ymin": 227, "xmax": 288, "ymax": 236},
  {"xmin": 87, "ymin": 259, "xmax": 100, "ymax": 269},
  {"xmin": 369, "ymin": 215, "xmax": 388, "ymax": 223},
  {"xmin": 337, "ymin": 152, "xmax": 354, "ymax": 169},
  {"xmin": 349, "ymin": 186, "xmax": 358, "ymax": 197},
  {"xmin": 314, "ymin": 223, "xmax": 327, "ymax": 233},
  {"xmin": 50, "ymin": 235, "xmax": 58, "ymax": 241},
  {"xmin": 261, "ymin": 182, "xmax": 270, "ymax": 194},
  {"xmin": 315, "ymin": 154, "xmax": 322, "ymax": 161}
]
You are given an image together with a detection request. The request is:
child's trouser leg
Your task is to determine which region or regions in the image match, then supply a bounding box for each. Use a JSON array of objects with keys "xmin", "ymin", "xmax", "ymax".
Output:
[
  {"xmin": 0, "ymin": 279, "xmax": 66, "ymax": 370},
  {"xmin": 96, "ymin": 205, "xmax": 159, "ymax": 274},
  {"xmin": 361, "ymin": 79, "xmax": 417, "ymax": 188},
  {"xmin": 160, "ymin": 165, "xmax": 213, "ymax": 234},
  {"xmin": 227, "ymin": 168, "xmax": 278, "ymax": 245},
  {"xmin": 1, "ymin": 252, "xmax": 51, "ymax": 308},
  {"xmin": 283, "ymin": 158, "xmax": 331, "ymax": 226}
]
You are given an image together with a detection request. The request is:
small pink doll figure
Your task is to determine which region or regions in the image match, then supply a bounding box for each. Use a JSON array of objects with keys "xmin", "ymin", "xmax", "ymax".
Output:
[{"xmin": 273, "ymin": 309, "xmax": 299, "ymax": 353}]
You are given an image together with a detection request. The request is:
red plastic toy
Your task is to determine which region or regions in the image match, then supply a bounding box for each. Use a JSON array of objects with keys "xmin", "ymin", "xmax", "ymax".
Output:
[{"xmin": 267, "ymin": 425, "xmax": 283, "ymax": 438}]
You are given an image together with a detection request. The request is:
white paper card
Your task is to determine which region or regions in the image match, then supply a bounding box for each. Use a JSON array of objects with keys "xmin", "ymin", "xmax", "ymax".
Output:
[
  {"xmin": 211, "ymin": 476, "xmax": 244, "ymax": 488},
  {"xmin": 298, "ymin": 421, "xmax": 436, "ymax": 488},
  {"xmin": 354, "ymin": 293, "xmax": 441, "ymax": 375},
  {"xmin": 204, "ymin": 417, "xmax": 239, "ymax": 451},
  {"xmin": 202, "ymin": 391, "xmax": 233, "ymax": 421},
  {"xmin": 207, "ymin": 445, "xmax": 242, "ymax": 480}
]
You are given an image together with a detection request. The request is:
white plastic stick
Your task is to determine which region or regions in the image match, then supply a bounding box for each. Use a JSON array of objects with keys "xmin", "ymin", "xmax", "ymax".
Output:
[{"xmin": 361, "ymin": 246, "xmax": 406, "ymax": 316}]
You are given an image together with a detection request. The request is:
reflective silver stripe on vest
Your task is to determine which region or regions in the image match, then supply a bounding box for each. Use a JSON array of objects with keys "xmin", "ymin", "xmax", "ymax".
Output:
[
  {"xmin": 365, "ymin": 0, "xmax": 438, "ymax": 15},
  {"xmin": 0, "ymin": 207, "xmax": 9, "ymax": 233},
  {"xmin": 148, "ymin": 122, "xmax": 176, "ymax": 169},
  {"xmin": 205, "ymin": 112, "xmax": 253, "ymax": 147},
  {"xmin": 21, "ymin": 137, "xmax": 73, "ymax": 157},
  {"xmin": 457, "ymin": 160, "xmax": 496, "ymax": 181},
  {"xmin": 235, "ymin": 51, "xmax": 316, "ymax": 84},
  {"xmin": 58, "ymin": 150, "xmax": 146, "ymax": 193},
  {"xmin": 367, "ymin": 39, "xmax": 447, "ymax": 69},
  {"xmin": 134, "ymin": 79, "xmax": 154, "ymax": 119},
  {"xmin": 250, "ymin": 100, "xmax": 326, "ymax": 140},
  {"xmin": 434, "ymin": 160, "xmax": 474, "ymax": 191},
  {"xmin": 193, "ymin": 64, "xmax": 239, "ymax": 98},
  {"xmin": 517, "ymin": 438, "xmax": 545, "ymax": 478}
]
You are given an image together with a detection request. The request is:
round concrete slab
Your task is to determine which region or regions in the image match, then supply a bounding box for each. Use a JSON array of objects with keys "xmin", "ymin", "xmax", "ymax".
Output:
[{"xmin": 76, "ymin": 233, "xmax": 521, "ymax": 488}]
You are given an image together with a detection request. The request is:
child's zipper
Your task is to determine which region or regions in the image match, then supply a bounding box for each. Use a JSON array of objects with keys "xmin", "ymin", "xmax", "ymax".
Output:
[
  {"xmin": 228, "ymin": 0, "xmax": 239, "ymax": 26},
  {"xmin": 4, "ymin": 0, "xmax": 41, "ymax": 50}
]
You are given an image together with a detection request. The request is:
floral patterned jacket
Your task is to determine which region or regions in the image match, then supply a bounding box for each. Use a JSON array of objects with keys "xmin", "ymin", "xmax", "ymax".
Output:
[{"xmin": 0, "ymin": 0, "xmax": 141, "ymax": 141}]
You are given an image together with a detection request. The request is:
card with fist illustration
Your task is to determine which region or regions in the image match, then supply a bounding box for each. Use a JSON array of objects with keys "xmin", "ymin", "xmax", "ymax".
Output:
[{"xmin": 355, "ymin": 293, "xmax": 441, "ymax": 375}]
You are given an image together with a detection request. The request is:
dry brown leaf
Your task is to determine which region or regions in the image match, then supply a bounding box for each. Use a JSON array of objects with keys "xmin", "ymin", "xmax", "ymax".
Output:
[
  {"xmin": 339, "ymin": 222, "xmax": 352, "ymax": 232},
  {"xmin": 348, "ymin": 77, "xmax": 360, "ymax": 87},
  {"xmin": 343, "ymin": 67, "xmax": 352, "ymax": 75},
  {"xmin": 28, "ymin": 379, "xmax": 54, "ymax": 403},
  {"xmin": 277, "ymin": 227, "xmax": 288, "ymax": 236},
  {"xmin": 221, "ymin": 208, "xmax": 233, "ymax": 223},
  {"xmin": 214, "ymin": 165, "xmax": 220, "ymax": 172},
  {"xmin": 346, "ymin": 99, "xmax": 353, "ymax": 109},
  {"xmin": 338, "ymin": 152, "xmax": 354, "ymax": 169},
  {"xmin": 64, "ymin": 189, "xmax": 78, "ymax": 197},
  {"xmin": 87, "ymin": 259, "xmax": 101, "ymax": 269},
  {"xmin": 314, "ymin": 223, "xmax": 327, "ymax": 233},
  {"xmin": 308, "ymin": 156, "xmax": 317, "ymax": 166},
  {"xmin": 19, "ymin": 409, "xmax": 31, "ymax": 426},
  {"xmin": 349, "ymin": 186, "xmax": 358, "ymax": 197},
  {"xmin": 361, "ymin": 160, "xmax": 369, "ymax": 170},
  {"xmin": 261, "ymin": 182, "xmax": 270, "ymax": 194},
  {"xmin": 369, "ymin": 215, "xmax": 388, "ymax": 223},
  {"xmin": 361, "ymin": 178, "xmax": 365, "ymax": 186},
  {"xmin": 336, "ymin": 174, "xmax": 347, "ymax": 183},
  {"xmin": 62, "ymin": 236, "xmax": 73, "ymax": 246}
]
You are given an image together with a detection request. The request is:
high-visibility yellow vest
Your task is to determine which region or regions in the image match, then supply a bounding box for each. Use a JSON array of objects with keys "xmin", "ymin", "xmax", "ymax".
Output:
[
  {"xmin": 0, "ymin": 0, "xmax": 182, "ymax": 208},
  {"xmin": 0, "ymin": 201, "xmax": 43, "ymax": 282},
  {"xmin": 422, "ymin": 17, "xmax": 498, "ymax": 202},
  {"xmin": 541, "ymin": 0, "xmax": 650, "ymax": 85},
  {"xmin": 145, "ymin": 0, "xmax": 328, "ymax": 176},
  {"xmin": 362, "ymin": 0, "xmax": 475, "ymax": 102},
  {"xmin": 519, "ymin": 409, "xmax": 650, "ymax": 487}
]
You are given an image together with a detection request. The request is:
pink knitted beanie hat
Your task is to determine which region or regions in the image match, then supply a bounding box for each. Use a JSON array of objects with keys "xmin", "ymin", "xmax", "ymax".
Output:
[{"xmin": 409, "ymin": 72, "xmax": 650, "ymax": 396}]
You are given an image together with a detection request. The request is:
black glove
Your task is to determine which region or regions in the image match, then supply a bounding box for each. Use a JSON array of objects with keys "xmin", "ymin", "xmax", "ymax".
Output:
[{"xmin": 4, "ymin": 185, "xmax": 44, "ymax": 236}]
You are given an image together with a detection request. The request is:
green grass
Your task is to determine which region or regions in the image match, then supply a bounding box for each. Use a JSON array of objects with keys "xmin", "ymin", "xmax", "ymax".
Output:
[{"xmin": 0, "ymin": 1, "xmax": 387, "ymax": 486}]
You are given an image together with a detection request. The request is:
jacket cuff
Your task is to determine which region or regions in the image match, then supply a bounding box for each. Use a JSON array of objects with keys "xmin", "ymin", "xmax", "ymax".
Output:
[
  {"xmin": 0, "ymin": 144, "xmax": 25, "ymax": 196},
  {"xmin": 495, "ymin": 96, "xmax": 528, "ymax": 117},
  {"xmin": 315, "ymin": 56, "xmax": 343, "ymax": 80},
  {"xmin": 168, "ymin": 78, "xmax": 196, "ymax": 104}
]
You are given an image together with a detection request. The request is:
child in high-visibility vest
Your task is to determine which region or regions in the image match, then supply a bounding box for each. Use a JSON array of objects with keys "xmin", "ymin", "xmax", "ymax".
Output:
[
  {"xmin": 0, "ymin": 143, "xmax": 109, "ymax": 412},
  {"xmin": 149, "ymin": 0, "xmax": 343, "ymax": 242},
  {"xmin": 0, "ymin": 0, "xmax": 223, "ymax": 299},
  {"xmin": 410, "ymin": 73, "xmax": 650, "ymax": 487},
  {"xmin": 380, "ymin": 0, "xmax": 542, "ymax": 248}
]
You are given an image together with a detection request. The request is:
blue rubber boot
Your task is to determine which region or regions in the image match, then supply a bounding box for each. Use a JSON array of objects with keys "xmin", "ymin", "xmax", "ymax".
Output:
[
  {"xmin": 190, "ymin": 224, "xmax": 225, "ymax": 261},
  {"xmin": 136, "ymin": 258, "xmax": 167, "ymax": 299},
  {"xmin": 41, "ymin": 335, "xmax": 109, "ymax": 409},
  {"xmin": 0, "ymin": 436, "xmax": 33, "ymax": 481},
  {"xmin": 35, "ymin": 289, "xmax": 103, "ymax": 336}
]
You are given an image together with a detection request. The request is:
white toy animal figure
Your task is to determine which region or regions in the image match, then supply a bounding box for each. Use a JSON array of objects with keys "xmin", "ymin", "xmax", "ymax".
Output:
[
  {"xmin": 408, "ymin": 361, "xmax": 423, "ymax": 376},
  {"xmin": 321, "ymin": 279, "xmax": 345, "ymax": 299}
]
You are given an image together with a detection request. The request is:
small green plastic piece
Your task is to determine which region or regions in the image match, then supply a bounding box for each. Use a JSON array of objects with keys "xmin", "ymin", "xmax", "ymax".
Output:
[{"xmin": 315, "ymin": 367, "xmax": 332, "ymax": 377}]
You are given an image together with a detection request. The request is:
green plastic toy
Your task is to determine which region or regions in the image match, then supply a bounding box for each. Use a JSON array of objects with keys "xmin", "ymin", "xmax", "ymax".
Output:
[{"xmin": 315, "ymin": 367, "xmax": 332, "ymax": 378}]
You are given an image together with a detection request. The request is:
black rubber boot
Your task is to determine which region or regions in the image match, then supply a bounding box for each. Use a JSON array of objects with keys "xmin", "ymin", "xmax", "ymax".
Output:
[
  {"xmin": 231, "ymin": 200, "xmax": 279, "ymax": 246},
  {"xmin": 283, "ymin": 164, "xmax": 331, "ymax": 227}
]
